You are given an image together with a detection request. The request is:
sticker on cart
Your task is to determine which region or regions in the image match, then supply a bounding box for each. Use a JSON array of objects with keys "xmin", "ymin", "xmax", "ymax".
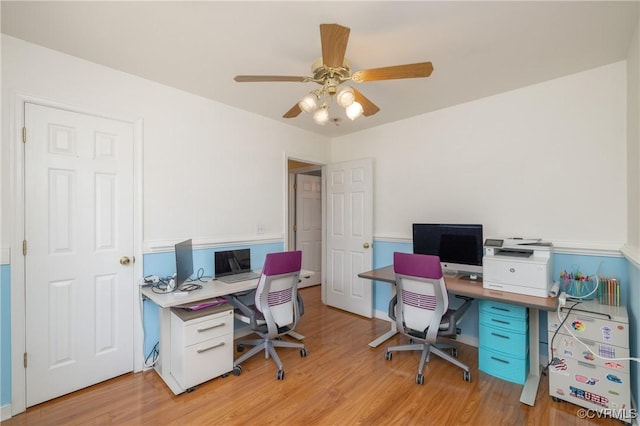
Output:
[
  {"xmin": 570, "ymin": 386, "xmax": 609, "ymax": 408},
  {"xmin": 571, "ymin": 320, "xmax": 585, "ymax": 332},
  {"xmin": 606, "ymin": 374, "xmax": 623, "ymax": 384},
  {"xmin": 601, "ymin": 326, "xmax": 612, "ymax": 342},
  {"xmin": 605, "ymin": 361, "xmax": 625, "ymax": 370},
  {"xmin": 555, "ymin": 388, "xmax": 565, "ymax": 396},
  {"xmin": 575, "ymin": 374, "xmax": 599, "ymax": 385},
  {"xmin": 599, "ymin": 344, "xmax": 616, "ymax": 359},
  {"xmin": 550, "ymin": 357, "xmax": 569, "ymax": 375},
  {"xmin": 560, "ymin": 337, "xmax": 575, "ymax": 357},
  {"xmin": 609, "ymin": 390, "xmax": 621, "ymax": 396},
  {"xmin": 582, "ymin": 351, "xmax": 595, "ymax": 361}
]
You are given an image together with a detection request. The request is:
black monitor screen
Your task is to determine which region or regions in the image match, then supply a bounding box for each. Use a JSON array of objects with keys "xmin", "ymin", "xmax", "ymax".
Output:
[
  {"xmin": 175, "ymin": 239, "xmax": 194, "ymax": 286},
  {"xmin": 412, "ymin": 224, "xmax": 483, "ymax": 271}
]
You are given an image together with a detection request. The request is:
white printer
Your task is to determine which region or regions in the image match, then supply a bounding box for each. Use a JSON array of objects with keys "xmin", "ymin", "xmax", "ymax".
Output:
[{"xmin": 482, "ymin": 238, "xmax": 553, "ymax": 298}]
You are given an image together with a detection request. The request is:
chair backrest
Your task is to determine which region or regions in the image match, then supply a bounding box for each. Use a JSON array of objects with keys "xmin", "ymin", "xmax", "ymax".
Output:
[
  {"xmin": 393, "ymin": 252, "xmax": 448, "ymax": 343},
  {"xmin": 255, "ymin": 251, "xmax": 302, "ymax": 337}
]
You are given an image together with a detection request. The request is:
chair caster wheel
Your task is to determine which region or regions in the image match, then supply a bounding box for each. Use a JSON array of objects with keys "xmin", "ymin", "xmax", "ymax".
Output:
[
  {"xmin": 385, "ymin": 351, "xmax": 392, "ymax": 361},
  {"xmin": 233, "ymin": 365, "xmax": 242, "ymax": 376},
  {"xmin": 237, "ymin": 344, "xmax": 245, "ymax": 352},
  {"xmin": 300, "ymin": 348, "xmax": 307, "ymax": 357},
  {"xmin": 276, "ymin": 369, "xmax": 285, "ymax": 380},
  {"xmin": 416, "ymin": 373, "xmax": 424, "ymax": 385},
  {"xmin": 463, "ymin": 371, "xmax": 471, "ymax": 382},
  {"xmin": 552, "ymin": 396, "xmax": 562, "ymax": 402}
]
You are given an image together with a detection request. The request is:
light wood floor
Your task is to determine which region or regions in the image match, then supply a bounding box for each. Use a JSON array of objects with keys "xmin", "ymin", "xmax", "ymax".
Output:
[{"xmin": 3, "ymin": 286, "xmax": 623, "ymax": 425}]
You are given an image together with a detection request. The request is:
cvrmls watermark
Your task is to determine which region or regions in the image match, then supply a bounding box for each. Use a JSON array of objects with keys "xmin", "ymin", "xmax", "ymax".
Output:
[{"xmin": 576, "ymin": 407, "xmax": 637, "ymax": 421}]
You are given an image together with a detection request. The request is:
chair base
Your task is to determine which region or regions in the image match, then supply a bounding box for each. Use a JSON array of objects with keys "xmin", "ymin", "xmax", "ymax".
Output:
[
  {"xmin": 234, "ymin": 335, "xmax": 306, "ymax": 378},
  {"xmin": 386, "ymin": 340, "xmax": 470, "ymax": 383}
]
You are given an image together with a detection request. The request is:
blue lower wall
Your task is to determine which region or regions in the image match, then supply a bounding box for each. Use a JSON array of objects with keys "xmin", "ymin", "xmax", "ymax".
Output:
[{"xmin": 1, "ymin": 241, "xmax": 636, "ymax": 408}]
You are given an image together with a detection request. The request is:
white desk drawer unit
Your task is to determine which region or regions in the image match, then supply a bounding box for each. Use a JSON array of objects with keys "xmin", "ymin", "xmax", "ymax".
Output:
[
  {"xmin": 170, "ymin": 304, "xmax": 234, "ymax": 391},
  {"xmin": 478, "ymin": 300, "xmax": 529, "ymax": 385},
  {"xmin": 548, "ymin": 300, "xmax": 631, "ymax": 423}
]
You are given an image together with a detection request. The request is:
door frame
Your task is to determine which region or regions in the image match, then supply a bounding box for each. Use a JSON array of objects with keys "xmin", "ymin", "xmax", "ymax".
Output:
[
  {"xmin": 283, "ymin": 154, "xmax": 325, "ymax": 294},
  {"xmin": 9, "ymin": 93, "xmax": 144, "ymax": 415}
]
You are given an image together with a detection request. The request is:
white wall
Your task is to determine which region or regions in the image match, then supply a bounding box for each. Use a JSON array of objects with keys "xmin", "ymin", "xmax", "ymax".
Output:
[
  {"xmin": 1, "ymin": 35, "xmax": 330, "ymax": 251},
  {"xmin": 332, "ymin": 62, "xmax": 627, "ymax": 251},
  {"xmin": 627, "ymin": 20, "xmax": 640, "ymax": 259}
]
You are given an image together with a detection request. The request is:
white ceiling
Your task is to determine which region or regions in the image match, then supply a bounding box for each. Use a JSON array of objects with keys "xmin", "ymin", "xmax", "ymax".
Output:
[{"xmin": 2, "ymin": 1, "xmax": 638, "ymax": 138}]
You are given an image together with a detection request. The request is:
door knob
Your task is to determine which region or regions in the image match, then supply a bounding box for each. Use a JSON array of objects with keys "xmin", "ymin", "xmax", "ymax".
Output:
[
  {"xmin": 363, "ymin": 242, "xmax": 371, "ymax": 249},
  {"xmin": 119, "ymin": 256, "xmax": 131, "ymax": 265}
]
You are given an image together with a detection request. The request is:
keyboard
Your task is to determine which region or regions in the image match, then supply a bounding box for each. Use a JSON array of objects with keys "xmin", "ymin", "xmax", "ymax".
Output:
[{"xmin": 217, "ymin": 272, "xmax": 260, "ymax": 284}]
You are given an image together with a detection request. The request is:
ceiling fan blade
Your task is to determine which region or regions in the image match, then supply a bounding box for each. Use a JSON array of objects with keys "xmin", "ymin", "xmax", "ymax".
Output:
[
  {"xmin": 234, "ymin": 75, "xmax": 307, "ymax": 83},
  {"xmin": 351, "ymin": 62, "xmax": 434, "ymax": 82},
  {"xmin": 283, "ymin": 103, "xmax": 302, "ymax": 118},
  {"xmin": 353, "ymin": 89, "xmax": 380, "ymax": 117},
  {"xmin": 320, "ymin": 23, "xmax": 350, "ymax": 68}
]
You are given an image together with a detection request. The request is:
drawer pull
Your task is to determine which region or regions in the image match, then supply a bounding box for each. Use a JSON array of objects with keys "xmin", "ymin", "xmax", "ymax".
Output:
[
  {"xmin": 197, "ymin": 322, "xmax": 226, "ymax": 333},
  {"xmin": 490, "ymin": 306, "xmax": 510, "ymax": 312},
  {"xmin": 491, "ymin": 332, "xmax": 510, "ymax": 340},
  {"xmin": 197, "ymin": 342, "xmax": 225, "ymax": 353},
  {"xmin": 577, "ymin": 360, "xmax": 596, "ymax": 369},
  {"xmin": 490, "ymin": 356, "xmax": 510, "ymax": 364},
  {"xmin": 491, "ymin": 319, "xmax": 511, "ymax": 325}
]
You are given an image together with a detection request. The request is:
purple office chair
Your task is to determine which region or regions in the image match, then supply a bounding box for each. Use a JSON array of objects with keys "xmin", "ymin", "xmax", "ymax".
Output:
[
  {"xmin": 229, "ymin": 251, "xmax": 307, "ymax": 380},
  {"xmin": 385, "ymin": 252, "xmax": 472, "ymax": 384}
]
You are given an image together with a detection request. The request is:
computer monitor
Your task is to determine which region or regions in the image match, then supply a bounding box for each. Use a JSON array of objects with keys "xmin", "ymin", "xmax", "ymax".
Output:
[
  {"xmin": 214, "ymin": 249, "xmax": 252, "ymax": 278},
  {"xmin": 412, "ymin": 223, "xmax": 483, "ymax": 276},
  {"xmin": 175, "ymin": 239, "xmax": 194, "ymax": 286}
]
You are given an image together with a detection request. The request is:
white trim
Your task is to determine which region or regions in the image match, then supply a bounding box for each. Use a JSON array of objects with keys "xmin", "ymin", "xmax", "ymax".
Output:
[
  {"xmin": 143, "ymin": 235, "xmax": 284, "ymax": 254},
  {"xmin": 0, "ymin": 404, "xmax": 12, "ymax": 422},
  {"xmin": 10, "ymin": 93, "xmax": 144, "ymax": 415},
  {"xmin": 621, "ymin": 244, "xmax": 640, "ymax": 268},
  {"xmin": 0, "ymin": 248, "xmax": 9, "ymax": 265},
  {"xmin": 372, "ymin": 234, "xmax": 625, "ymax": 257}
]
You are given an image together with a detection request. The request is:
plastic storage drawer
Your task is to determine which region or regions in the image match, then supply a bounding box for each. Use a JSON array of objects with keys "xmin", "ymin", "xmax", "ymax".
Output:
[
  {"xmin": 479, "ymin": 300, "xmax": 529, "ymax": 385},
  {"xmin": 479, "ymin": 348, "xmax": 530, "ymax": 384}
]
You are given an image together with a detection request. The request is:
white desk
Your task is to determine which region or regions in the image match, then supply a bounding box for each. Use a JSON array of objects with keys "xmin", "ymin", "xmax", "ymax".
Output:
[
  {"xmin": 358, "ymin": 266, "xmax": 557, "ymax": 407},
  {"xmin": 141, "ymin": 272, "xmax": 311, "ymax": 394}
]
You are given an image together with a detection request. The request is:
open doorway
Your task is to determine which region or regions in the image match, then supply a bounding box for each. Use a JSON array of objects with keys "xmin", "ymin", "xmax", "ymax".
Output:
[{"xmin": 287, "ymin": 159, "xmax": 323, "ymax": 288}]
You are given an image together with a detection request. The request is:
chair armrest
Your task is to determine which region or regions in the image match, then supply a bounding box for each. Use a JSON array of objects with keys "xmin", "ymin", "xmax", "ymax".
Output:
[
  {"xmin": 297, "ymin": 293, "xmax": 305, "ymax": 316},
  {"xmin": 453, "ymin": 295, "xmax": 473, "ymax": 319},
  {"xmin": 388, "ymin": 295, "xmax": 398, "ymax": 321},
  {"xmin": 227, "ymin": 294, "xmax": 259, "ymax": 327}
]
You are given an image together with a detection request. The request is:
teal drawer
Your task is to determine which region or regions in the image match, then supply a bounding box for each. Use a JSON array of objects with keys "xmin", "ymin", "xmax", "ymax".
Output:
[
  {"xmin": 479, "ymin": 347, "xmax": 529, "ymax": 385},
  {"xmin": 480, "ymin": 312, "xmax": 528, "ymax": 333},
  {"xmin": 479, "ymin": 300, "xmax": 527, "ymax": 320},
  {"xmin": 479, "ymin": 326, "xmax": 528, "ymax": 357}
]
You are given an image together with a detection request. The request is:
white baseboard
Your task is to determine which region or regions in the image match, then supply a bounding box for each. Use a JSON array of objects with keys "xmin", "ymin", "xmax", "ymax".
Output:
[{"xmin": 1, "ymin": 403, "xmax": 12, "ymax": 421}]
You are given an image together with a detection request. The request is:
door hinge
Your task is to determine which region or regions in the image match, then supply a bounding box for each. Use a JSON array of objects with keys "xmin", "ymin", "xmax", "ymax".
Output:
[
  {"xmin": 23, "ymin": 240, "xmax": 27, "ymax": 256},
  {"xmin": 22, "ymin": 127, "xmax": 27, "ymax": 143},
  {"xmin": 293, "ymin": 183, "xmax": 297, "ymax": 190},
  {"xmin": 293, "ymin": 224, "xmax": 297, "ymax": 232},
  {"xmin": 23, "ymin": 352, "xmax": 27, "ymax": 368}
]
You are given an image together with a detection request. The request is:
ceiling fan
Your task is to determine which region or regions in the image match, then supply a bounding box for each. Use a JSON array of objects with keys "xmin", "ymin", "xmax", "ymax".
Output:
[{"xmin": 234, "ymin": 23, "xmax": 434, "ymax": 125}]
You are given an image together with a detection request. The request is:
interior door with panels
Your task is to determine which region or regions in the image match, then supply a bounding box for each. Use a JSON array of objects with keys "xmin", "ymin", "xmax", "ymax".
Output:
[
  {"xmin": 24, "ymin": 103, "xmax": 135, "ymax": 406},
  {"xmin": 325, "ymin": 159, "xmax": 373, "ymax": 318}
]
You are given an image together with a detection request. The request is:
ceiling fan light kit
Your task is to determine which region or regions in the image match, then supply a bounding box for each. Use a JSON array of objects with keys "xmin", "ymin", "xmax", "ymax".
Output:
[{"xmin": 234, "ymin": 23, "xmax": 433, "ymax": 126}]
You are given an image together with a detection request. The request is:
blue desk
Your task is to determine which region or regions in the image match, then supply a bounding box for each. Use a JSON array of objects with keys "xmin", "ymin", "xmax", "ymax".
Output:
[{"xmin": 358, "ymin": 265, "xmax": 557, "ymax": 406}]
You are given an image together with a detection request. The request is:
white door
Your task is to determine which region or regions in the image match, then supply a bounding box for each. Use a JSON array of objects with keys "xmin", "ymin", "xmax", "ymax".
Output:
[
  {"xmin": 325, "ymin": 159, "xmax": 373, "ymax": 318},
  {"xmin": 24, "ymin": 103, "xmax": 135, "ymax": 406},
  {"xmin": 296, "ymin": 174, "xmax": 321, "ymax": 288}
]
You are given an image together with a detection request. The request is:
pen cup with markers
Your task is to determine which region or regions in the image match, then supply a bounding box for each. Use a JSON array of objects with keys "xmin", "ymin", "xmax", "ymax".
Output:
[{"xmin": 561, "ymin": 277, "xmax": 597, "ymax": 300}]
